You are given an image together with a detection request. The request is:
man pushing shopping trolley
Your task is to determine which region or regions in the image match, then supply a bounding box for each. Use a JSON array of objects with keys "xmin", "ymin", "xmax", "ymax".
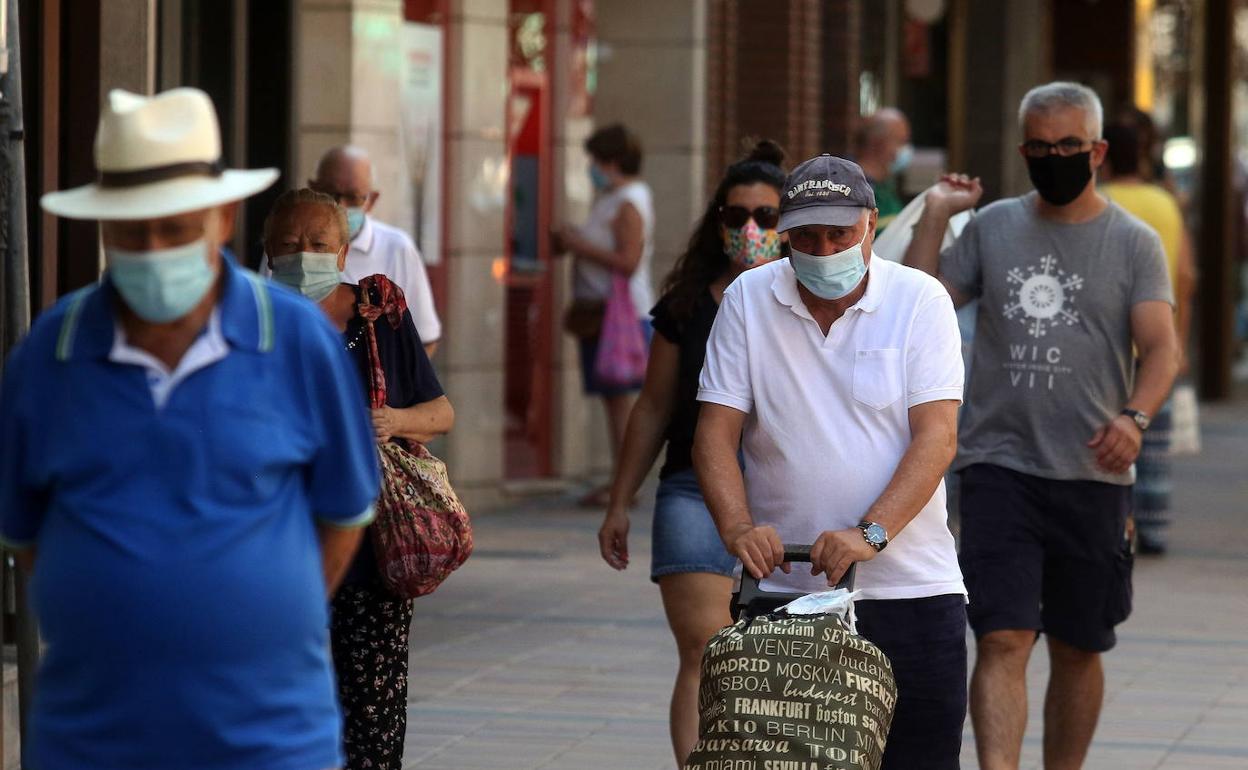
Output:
[{"xmin": 693, "ymin": 153, "xmax": 969, "ymax": 770}]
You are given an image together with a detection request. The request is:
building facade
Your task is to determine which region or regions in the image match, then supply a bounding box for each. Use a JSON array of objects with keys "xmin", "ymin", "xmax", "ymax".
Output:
[{"xmin": 14, "ymin": 0, "xmax": 1247, "ymax": 511}]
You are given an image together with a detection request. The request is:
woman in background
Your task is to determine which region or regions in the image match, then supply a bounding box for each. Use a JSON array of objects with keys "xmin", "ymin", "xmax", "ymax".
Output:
[
  {"xmin": 555, "ymin": 124, "xmax": 656, "ymax": 507},
  {"xmin": 597, "ymin": 141, "xmax": 787, "ymax": 765}
]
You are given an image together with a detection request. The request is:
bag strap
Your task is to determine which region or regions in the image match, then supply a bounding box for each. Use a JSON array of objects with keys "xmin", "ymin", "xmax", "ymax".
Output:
[{"xmin": 355, "ymin": 277, "xmax": 387, "ymax": 410}]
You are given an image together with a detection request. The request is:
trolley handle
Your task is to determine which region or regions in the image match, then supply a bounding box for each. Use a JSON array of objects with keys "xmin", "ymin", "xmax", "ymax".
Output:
[{"xmin": 733, "ymin": 544, "xmax": 856, "ymax": 618}]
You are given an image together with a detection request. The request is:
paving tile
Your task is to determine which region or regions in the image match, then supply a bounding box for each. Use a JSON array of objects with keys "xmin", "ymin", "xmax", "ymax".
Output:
[{"xmin": 403, "ymin": 403, "xmax": 1248, "ymax": 768}]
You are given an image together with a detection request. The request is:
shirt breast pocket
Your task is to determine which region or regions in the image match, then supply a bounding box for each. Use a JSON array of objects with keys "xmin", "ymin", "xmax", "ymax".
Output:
[{"xmin": 852, "ymin": 349, "xmax": 904, "ymax": 411}]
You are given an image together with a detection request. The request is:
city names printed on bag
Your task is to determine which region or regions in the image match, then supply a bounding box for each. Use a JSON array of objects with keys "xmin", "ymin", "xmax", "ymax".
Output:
[{"xmin": 683, "ymin": 615, "xmax": 896, "ymax": 770}]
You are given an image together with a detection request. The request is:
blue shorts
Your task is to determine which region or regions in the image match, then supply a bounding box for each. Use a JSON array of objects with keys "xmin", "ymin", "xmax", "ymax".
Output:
[
  {"xmin": 578, "ymin": 320, "xmax": 652, "ymax": 396},
  {"xmin": 650, "ymin": 469, "xmax": 737, "ymax": 582}
]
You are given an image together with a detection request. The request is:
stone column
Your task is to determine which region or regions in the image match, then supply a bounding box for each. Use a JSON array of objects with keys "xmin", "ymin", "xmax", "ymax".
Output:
[
  {"xmin": 99, "ymin": 0, "xmax": 157, "ymax": 97},
  {"xmin": 291, "ymin": 0, "xmax": 406, "ymax": 226},
  {"xmin": 959, "ymin": 0, "xmax": 1049, "ymax": 200},
  {"xmin": 550, "ymin": 0, "xmax": 601, "ymax": 480},
  {"xmin": 438, "ymin": 0, "xmax": 509, "ymax": 501}
]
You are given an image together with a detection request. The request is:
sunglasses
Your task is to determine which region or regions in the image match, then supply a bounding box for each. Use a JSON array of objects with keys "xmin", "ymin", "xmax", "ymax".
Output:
[{"xmin": 720, "ymin": 205, "xmax": 780, "ymax": 230}]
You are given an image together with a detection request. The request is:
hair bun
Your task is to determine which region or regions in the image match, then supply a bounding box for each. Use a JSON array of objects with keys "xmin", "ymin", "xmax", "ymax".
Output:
[{"xmin": 743, "ymin": 138, "xmax": 786, "ymax": 168}]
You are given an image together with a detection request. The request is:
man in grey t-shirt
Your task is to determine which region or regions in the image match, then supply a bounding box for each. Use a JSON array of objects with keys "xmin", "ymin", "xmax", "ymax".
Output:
[{"xmin": 905, "ymin": 82, "xmax": 1179, "ymax": 770}]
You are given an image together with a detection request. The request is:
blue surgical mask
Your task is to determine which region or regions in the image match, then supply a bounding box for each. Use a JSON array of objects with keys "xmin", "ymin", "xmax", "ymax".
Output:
[
  {"xmin": 788, "ymin": 230, "xmax": 869, "ymax": 300},
  {"xmin": 106, "ymin": 238, "xmax": 218, "ymax": 323},
  {"xmin": 346, "ymin": 207, "xmax": 366, "ymax": 239},
  {"xmin": 589, "ymin": 164, "xmax": 611, "ymax": 191},
  {"xmin": 269, "ymin": 251, "xmax": 342, "ymax": 302},
  {"xmin": 890, "ymin": 143, "xmax": 914, "ymax": 176}
]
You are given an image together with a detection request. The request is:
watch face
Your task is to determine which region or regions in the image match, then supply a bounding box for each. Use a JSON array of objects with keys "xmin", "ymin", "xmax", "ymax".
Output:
[{"xmin": 864, "ymin": 523, "xmax": 887, "ymax": 543}]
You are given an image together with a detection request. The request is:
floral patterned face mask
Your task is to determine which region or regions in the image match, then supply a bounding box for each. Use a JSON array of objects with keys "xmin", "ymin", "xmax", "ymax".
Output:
[{"xmin": 723, "ymin": 218, "xmax": 781, "ymax": 268}]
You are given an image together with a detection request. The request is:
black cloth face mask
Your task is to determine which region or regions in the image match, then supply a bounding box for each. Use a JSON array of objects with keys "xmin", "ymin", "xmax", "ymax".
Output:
[{"xmin": 1026, "ymin": 151, "xmax": 1093, "ymax": 206}]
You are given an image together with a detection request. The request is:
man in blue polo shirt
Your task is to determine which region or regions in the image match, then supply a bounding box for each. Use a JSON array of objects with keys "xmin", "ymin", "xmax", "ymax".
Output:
[{"xmin": 0, "ymin": 88, "xmax": 379, "ymax": 770}]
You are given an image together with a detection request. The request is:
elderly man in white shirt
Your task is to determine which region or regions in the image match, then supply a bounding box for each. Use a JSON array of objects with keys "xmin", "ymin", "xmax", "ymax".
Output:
[
  {"xmin": 310, "ymin": 145, "xmax": 442, "ymax": 355},
  {"xmin": 693, "ymin": 154, "xmax": 968, "ymax": 770}
]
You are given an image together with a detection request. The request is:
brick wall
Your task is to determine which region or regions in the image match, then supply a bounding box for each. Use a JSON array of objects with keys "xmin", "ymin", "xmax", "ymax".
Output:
[{"xmin": 706, "ymin": 0, "xmax": 859, "ymax": 186}]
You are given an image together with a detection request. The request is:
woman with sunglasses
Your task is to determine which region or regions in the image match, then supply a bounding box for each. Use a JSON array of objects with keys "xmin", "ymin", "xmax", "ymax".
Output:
[{"xmin": 597, "ymin": 140, "xmax": 786, "ymax": 766}]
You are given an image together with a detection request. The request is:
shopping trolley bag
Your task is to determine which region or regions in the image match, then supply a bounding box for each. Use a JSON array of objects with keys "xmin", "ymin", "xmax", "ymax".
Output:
[{"xmin": 683, "ymin": 547, "xmax": 897, "ymax": 770}]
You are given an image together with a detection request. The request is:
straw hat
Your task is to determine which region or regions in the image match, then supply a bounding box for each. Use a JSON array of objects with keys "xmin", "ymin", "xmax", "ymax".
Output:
[{"xmin": 41, "ymin": 88, "xmax": 278, "ymax": 220}]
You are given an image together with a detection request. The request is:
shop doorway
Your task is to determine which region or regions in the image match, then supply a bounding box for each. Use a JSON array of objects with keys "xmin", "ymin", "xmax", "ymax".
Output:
[{"xmin": 503, "ymin": 64, "xmax": 555, "ymax": 478}]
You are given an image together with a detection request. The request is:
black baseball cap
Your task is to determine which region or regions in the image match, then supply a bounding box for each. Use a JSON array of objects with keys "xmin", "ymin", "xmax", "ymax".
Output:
[{"xmin": 778, "ymin": 153, "xmax": 877, "ymax": 232}]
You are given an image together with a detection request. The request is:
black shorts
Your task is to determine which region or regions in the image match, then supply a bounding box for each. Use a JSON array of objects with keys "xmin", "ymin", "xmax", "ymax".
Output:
[
  {"xmin": 959, "ymin": 463, "xmax": 1134, "ymax": 652},
  {"xmin": 856, "ymin": 595, "xmax": 968, "ymax": 770}
]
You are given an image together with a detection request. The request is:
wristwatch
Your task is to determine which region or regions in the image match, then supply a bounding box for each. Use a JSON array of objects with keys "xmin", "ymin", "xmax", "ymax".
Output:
[
  {"xmin": 1121, "ymin": 408, "xmax": 1151, "ymax": 432},
  {"xmin": 857, "ymin": 521, "xmax": 889, "ymax": 553}
]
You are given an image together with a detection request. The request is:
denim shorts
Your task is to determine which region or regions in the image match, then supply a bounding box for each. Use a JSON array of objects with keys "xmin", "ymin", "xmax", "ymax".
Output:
[{"xmin": 650, "ymin": 469, "xmax": 737, "ymax": 582}]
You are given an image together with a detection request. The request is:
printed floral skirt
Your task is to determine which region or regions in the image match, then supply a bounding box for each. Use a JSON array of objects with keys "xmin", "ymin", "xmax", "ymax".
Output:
[{"xmin": 331, "ymin": 581, "xmax": 415, "ymax": 770}]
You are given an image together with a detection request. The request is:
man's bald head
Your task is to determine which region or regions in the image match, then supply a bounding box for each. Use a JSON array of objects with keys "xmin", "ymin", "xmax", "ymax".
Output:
[
  {"xmin": 857, "ymin": 109, "xmax": 910, "ymax": 152},
  {"xmin": 309, "ymin": 144, "xmax": 379, "ymax": 215},
  {"xmin": 853, "ymin": 108, "xmax": 912, "ymax": 180}
]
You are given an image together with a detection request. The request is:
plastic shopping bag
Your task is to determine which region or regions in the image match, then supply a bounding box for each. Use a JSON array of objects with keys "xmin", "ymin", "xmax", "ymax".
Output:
[
  {"xmin": 593, "ymin": 274, "xmax": 648, "ymax": 389},
  {"xmin": 1170, "ymin": 384, "xmax": 1201, "ymax": 456}
]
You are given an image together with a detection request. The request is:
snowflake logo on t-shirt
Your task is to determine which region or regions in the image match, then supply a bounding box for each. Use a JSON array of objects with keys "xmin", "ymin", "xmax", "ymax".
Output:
[{"xmin": 1003, "ymin": 254, "xmax": 1084, "ymax": 338}]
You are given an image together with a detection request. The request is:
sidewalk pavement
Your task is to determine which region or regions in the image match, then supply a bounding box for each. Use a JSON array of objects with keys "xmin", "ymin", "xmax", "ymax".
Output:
[{"xmin": 403, "ymin": 403, "xmax": 1248, "ymax": 770}]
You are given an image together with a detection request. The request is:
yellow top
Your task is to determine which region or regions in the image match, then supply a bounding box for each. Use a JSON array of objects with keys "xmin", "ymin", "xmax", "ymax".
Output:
[{"xmin": 1101, "ymin": 181, "xmax": 1182, "ymax": 289}]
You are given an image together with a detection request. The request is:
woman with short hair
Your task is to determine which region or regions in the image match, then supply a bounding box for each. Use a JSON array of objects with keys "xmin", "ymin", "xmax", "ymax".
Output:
[
  {"xmin": 555, "ymin": 124, "xmax": 656, "ymax": 506},
  {"xmin": 263, "ymin": 188, "xmax": 454, "ymax": 770}
]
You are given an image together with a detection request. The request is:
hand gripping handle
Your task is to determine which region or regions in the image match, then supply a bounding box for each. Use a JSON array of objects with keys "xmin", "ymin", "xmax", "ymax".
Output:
[{"xmin": 732, "ymin": 544, "xmax": 856, "ymax": 619}]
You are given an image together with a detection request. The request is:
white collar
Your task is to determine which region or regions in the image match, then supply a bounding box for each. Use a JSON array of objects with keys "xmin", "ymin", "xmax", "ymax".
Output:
[{"xmin": 109, "ymin": 309, "xmax": 230, "ymax": 409}]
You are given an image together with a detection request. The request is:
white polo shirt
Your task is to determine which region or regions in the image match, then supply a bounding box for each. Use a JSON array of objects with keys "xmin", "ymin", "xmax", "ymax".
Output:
[
  {"xmin": 697, "ymin": 256, "xmax": 966, "ymax": 600},
  {"xmin": 342, "ymin": 216, "xmax": 442, "ymax": 343}
]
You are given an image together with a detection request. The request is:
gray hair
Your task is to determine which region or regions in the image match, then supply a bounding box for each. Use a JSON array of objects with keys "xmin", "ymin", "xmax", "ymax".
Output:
[
  {"xmin": 262, "ymin": 188, "xmax": 350, "ymax": 246},
  {"xmin": 1018, "ymin": 81, "xmax": 1103, "ymax": 139}
]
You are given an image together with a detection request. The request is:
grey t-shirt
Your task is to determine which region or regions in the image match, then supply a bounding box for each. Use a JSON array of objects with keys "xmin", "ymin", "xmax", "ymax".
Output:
[{"xmin": 940, "ymin": 193, "xmax": 1174, "ymax": 485}]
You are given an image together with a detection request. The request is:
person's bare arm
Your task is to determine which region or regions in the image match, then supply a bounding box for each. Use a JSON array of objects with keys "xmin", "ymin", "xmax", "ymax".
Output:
[
  {"xmin": 423, "ymin": 341, "xmax": 439, "ymax": 358},
  {"xmin": 903, "ymin": 175, "xmax": 982, "ymax": 308},
  {"xmin": 1087, "ymin": 300, "xmax": 1180, "ymax": 474},
  {"xmin": 599, "ymin": 336, "xmax": 681, "ymax": 570},
  {"xmin": 1174, "ymin": 228, "xmax": 1198, "ymax": 373},
  {"xmin": 809, "ymin": 399, "xmax": 959, "ymax": 585},
  {"xmin": 372, "ymin": 395, "xmax": 455, "ymax": 445},
  {"xmin": 693, "ymin": 403, "xmax": 786, "ymax": 580},
  {"xmin": 317, "ymin": 523, "xmax": 365, "ymax": 596},
  {"xmin": 563, "ymin": 202, "xmax": 645, "ymax": 274}
]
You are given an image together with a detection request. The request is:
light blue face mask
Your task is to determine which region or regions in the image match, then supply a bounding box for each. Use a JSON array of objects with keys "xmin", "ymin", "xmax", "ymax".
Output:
[
  {"xmin": 589, "ymin": 164, "xmax": 611, "ymax": 191},
  {"xmin": 346, "ymin": 207, "xmax": 366, "ymax": 240},
  {"xmin": 890, "ymin": 143, "xmax": 914, "ymax": 176},
  {"xmin": 788, "ymin": 229, "xmax": 869, "ymax": 300},
  {"xmin": 269, "ymin": 251, "xmax": 342, "ymax": 302},
  {"xmin": 106, "ymin": 238, "xmax": 218, "ymax": 323}
]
